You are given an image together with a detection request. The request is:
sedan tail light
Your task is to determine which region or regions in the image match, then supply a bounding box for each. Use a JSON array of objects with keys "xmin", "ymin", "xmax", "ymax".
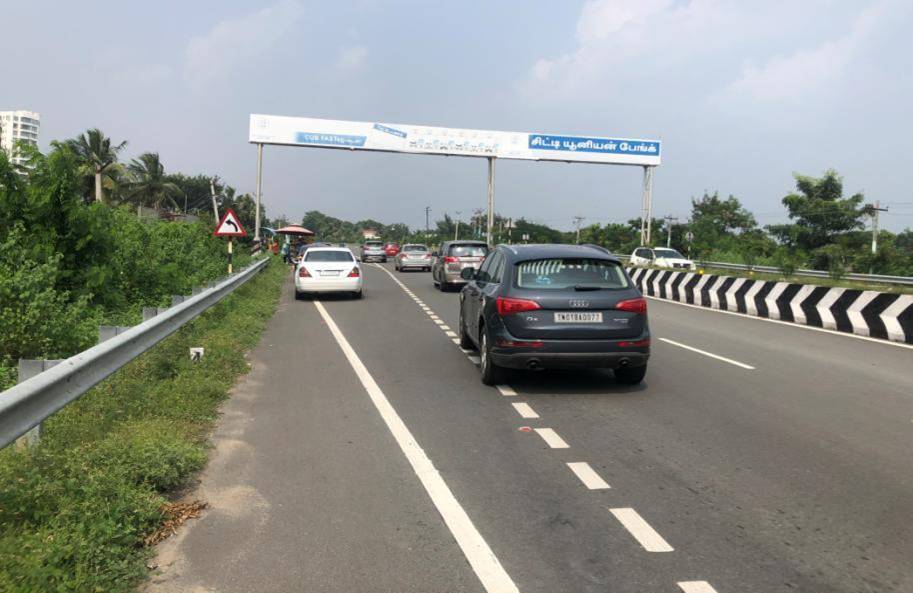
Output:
[
  {"xmin": 298, "ymin": 267, "xmax": 312, "ymax": 278},
  {"xmin": 443, "ymin": 256, "xmax": 458, "ymax": 263},
  {"xmin": 347, "ymin": 267, "xmax": 360, "ymax": 278},
  {"xmin": 496, "ymin": 296, "xmax": 541, "ymax": 316},
  {"xmin": 615, "ymin": 297, "xmax": 647, "ymax": 314}
]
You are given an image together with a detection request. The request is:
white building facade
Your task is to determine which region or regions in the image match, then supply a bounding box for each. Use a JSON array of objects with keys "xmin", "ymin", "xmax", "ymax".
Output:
[{"xmin": 0, "ymin": 110, "xmax": 41, "ymax": 166}]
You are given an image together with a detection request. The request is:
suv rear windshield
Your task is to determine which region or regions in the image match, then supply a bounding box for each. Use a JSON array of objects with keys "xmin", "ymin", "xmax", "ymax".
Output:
[
  {"xmin": 364, "ymin": 242, "xmax": 382, "ymax": 248},
  {"xmin": 305, "ymin": 250, "xmax": 355, "ymax": 262},
  {"xmin": 515, "ymin": 258, "xmax": 629, "ymax": 290},
  {"xmin": 403, "ymin": 244, "xmax": 428, "ymax": 252},
  {"xmin": 653, "ymin": 248, "xmax": 685, "ymax": 259},
  {"xmin": 449, "ymin": 244, "xmax": 488, "ymax": 257}
]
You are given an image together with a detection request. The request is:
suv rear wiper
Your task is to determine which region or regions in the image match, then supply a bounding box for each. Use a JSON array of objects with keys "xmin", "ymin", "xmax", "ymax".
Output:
[{"xmin": 573, "ymin": 284, "xmax": 603, "ymax": 291}]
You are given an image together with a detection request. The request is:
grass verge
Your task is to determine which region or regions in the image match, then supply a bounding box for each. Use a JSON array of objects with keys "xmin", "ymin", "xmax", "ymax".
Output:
[{"xmin": 0, "ymin": 256, "xmax": 286, "ymax": 592}]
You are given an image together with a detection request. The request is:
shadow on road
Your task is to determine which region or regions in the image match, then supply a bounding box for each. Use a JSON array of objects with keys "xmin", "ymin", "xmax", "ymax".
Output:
[{"xmin": 504, "ymin": 368, "xmax": 649, "ymax": 396}]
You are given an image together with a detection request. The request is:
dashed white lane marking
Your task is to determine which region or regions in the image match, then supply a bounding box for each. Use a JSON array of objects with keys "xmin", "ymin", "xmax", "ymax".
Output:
[
  {"xmin": 446, "ymin": 330, "xmax": 459, "ymax": 338},
  {"xmin": 441, "ymin": 325, "xmax": 451, "ymax": 331},
  {"xmin": 313, "ymin": 301, "xmax": 519, "ymax": 593},
  {"xmin": 567, "ymin": 462, "xmax": 610, "ymax": 490},
  {"xmin": 609, "ymin": 508, "xmax": 674, "ymax": 552},
  {"xmin": 496, "ymin": 385, "xmax": 517, "ymax": 397},
  {"xmin": 434, "ymin": 320, "xmax": 445, "ymax": 325},
  {"xmin": 452, "ymin": 338, "xmax": 461, "ymax": 345},
  {"xmin": 534, "ymin": 428, "xmax": 569, "ymax": 449},
  {"xmin": 467, "ymin": 355, "xmax": 481, "ymax": 364},
  {"xmin": 511, "ymin": 402, "xmax": 539, "ymax": 419},
  {"xmin": 677, "ymin": 581, "xmax": 719, "ymax": 593},
  {"xmin": 658, "ymin": 337, "xmax": 755, "ymax": 370},
  {"xmin": 459, "ymin": 347, "xmax": 474, "ymax": 354}
]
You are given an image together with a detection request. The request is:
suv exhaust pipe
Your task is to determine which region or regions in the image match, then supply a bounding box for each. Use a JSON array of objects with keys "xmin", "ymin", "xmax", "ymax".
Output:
[{"xmin": 527, "ymin": 359, "xmax": 542, "ymax": 370}]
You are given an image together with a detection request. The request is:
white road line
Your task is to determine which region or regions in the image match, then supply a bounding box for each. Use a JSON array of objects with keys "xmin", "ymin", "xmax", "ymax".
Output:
[
  {"xmin": 446, "ymin": 330, "xmax": 458, "ymax": 338},
  {"xmin": 609, "ymin": 508, "xmax": 674, "ymax": 552},
  {"xmin": 658, "ymin": 337, "xmax": 755, "ymax": 370},
  {"xmin": 312, "ymin": 301, "xmax": 519, "ymax": 593},
  {"xmin": 566, "ymin": 462, "xmax": 610, "ymax": 490},
  {"xmin": 440, "ymin": 325, "xmax": 451, "ymax": 331},
  {"xmin": 467, "ymin": 355, "xmax": 481, "ymax": 364},
  {"xmin": 511, "ymin": 402, "xmax": 539, "ymax": 419},
  {"xmin": 645, "ymin": 295, "xmax": 913, "ymax": 351},
  {"xmin": 678, "ymin": 581, "xmax": 719, "ymax": 593},
  {"xmin": 459, "ymin": 347, "xmax": 474, "ymax": 354},
  {"xmin": 452, "ymin": 338, "xmax": 461, "ymax": 345},
  {"xmin": 422, "ymin": 306, "xmax": 431, "ymax": 311},
  {"xmin": 534, "ymin": 428, "xmax": 569, "ymax": 449},
  {"xmin": 496, "ymin": 385, "xmax": 517, "ymax": 397},
  {"xmin": 434, "ymin": 320, "xmax": 445, "ymax": 325}
]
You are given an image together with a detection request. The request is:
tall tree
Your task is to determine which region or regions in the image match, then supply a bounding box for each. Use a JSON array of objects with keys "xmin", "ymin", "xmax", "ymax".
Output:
[
  {"xmin": 62, "ymin": 128, "xmax": 127, "ymax": 204},
  {"xmin": 686, "ymin": 192, "xmax": 757, "ymax": 256},
  {"xmin": 124, "ymin": 153, "xmax": 183, "ymax": 212}
]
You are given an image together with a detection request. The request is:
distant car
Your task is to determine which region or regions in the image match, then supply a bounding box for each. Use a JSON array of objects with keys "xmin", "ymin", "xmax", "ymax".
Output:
[
  {"xmin": 458, "ymin": 244, "xmax": 649, "ymax": 385},
  {"xmin": 384, "ymin": 242, "xmax": 401, "ymax": 257},
  {"xmin": 360, "ymin": 240, "xmax": 386, "ymax": 262},
  {"xmin": 395, "ymin": 244, "xmax": 432, "ymax": 272},
  {"xmin": 295, "ymin": 247, "xmax": 364, "ymax": 299},
  {"xmin": 629, "ymin": 247, "xmax": 695, "ymax": 270},
  {"xmin": 431, "ymin": 240, "xmax": 489, "ymax": 291}
]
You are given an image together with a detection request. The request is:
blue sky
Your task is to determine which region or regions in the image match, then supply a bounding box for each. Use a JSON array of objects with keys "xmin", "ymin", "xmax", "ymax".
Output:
[{"xmin": 5, "ymin": 0, "xmax": 913, "ymax": 230}]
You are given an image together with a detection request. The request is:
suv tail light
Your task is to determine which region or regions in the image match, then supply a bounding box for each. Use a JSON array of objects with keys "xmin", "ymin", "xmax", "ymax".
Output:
[
  {"xmin": 615, "ymin": 297, "xmax": 647, "ymax": 314},
  {"xmin": 444, "ymin": 256, "xmax": 458, "ymax": 263},
  {"xmin": 496, "ymin": 296, "xmax": 541, "ymax": 316},
  {"xmin": 347, "ymin": 267, "xmax": 360, "ymax": 278},
  {"xmin": 298, "ymin": 267, "xmax": 312, "ymax": 278}
]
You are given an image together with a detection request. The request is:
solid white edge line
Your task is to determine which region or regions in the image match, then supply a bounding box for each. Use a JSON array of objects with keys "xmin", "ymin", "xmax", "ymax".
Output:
[
  {"xmin": 313, "ymin": 301, "xmax": 519, "ymax": 593},
  {"xmin": 566, "ymin": 462, "xmax": 610, "ymax": 490},
  {"xmin": 658, "ymin": 337, "xmax": 755, "ymax": 370},
  {"xmin": 677, "ymin": 581, "xmax": 719, "ymax": 593},
  {"xmin": 645, "ymin": 295, "xmax": 913, "ymax": 351},
  {"xmin": 511, "ymin": 402, "xmax": 540, "ymax": 419},
  {"xmin": 609, "ymin": 507, "xmax": 674, "ymax": 552},
  {"xmin": 534, "ymin": 428, "xmax": 569, "ymax": 449},
  {"xmin": 496, "ymin": 385, "xmax": 518, "ymax": 397}
]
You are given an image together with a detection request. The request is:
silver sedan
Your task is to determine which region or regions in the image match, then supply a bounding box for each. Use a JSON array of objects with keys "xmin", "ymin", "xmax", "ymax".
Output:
[{"xmin": 394, "ymin": 244, "xmax": 432, "ymax": 272}]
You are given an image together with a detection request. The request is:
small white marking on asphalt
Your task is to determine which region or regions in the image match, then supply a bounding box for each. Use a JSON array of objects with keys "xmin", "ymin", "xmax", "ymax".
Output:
[
  {"xmin": 422, "ymin": 306, "xmax": 431, "ymax": 311},
  {"xmin": 312, "ymin": 301, "xmax": 520, "ymax": 593},
  {"xmin": 496, "ymin": 385, "xmax": 517, "ymax": 397},
  {"xmin": 677, "ymin": 581, "xmax": 719, "ymax": 593},
  {"xmin": 534, "ymin": 428, "xmax": 569, "ymax": 449},
  {"xmin": 446, "ymin": 331, "xmax": 458, "ymax": 338},
  {"xmin": 452, "ymin": 338, "xmax": 461, "ymax": 344},
  {"xmin": 567, "ymin": 462, "xmax": 610, "ymax": 490},
  {"xmin": 511, "ymin": 402, "xmax": 539, "ymax": 419},
  {"xmin": 658, "ymin": 338, "xmax": 755, "ymax": 370},
  {"xmin": 440, "ymin": 325, "xmax": 451, "ymax": 331},
  {"xmin": 434, "ymin": 320, "xmax": 445, "ymax": 325},
  {"xmin": 609, "ymin": 508, "xmax": 674, "ymax": 552},
  {"xmin": 467, "ymin": 355, "xmax": 481, "ymax": 364},
  {"xmin": 459, "ymin": 347, "xmax": 474, "ymax": 354}
]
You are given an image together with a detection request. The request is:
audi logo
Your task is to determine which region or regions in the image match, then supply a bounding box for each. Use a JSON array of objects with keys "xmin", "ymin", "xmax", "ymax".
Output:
[{"xmin": 569, "ymin": 300, "xmax": 590, "ymax": 308}]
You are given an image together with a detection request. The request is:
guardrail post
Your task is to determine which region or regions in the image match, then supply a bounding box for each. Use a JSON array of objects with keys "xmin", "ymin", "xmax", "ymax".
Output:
[
  {"xmin": 172, "ymin": 295, "xmax": 186, "ymax": 306},
  {"xmin": 142, "ymin": 307, "xmax": 158, "ymax": 322},
  {"xmin": 98, "ymin": 325, "xmax": 131, "ymax": 343},
  {"xmin": 15, "ymin": 359, "xmax": 62, "ymax": 447}
]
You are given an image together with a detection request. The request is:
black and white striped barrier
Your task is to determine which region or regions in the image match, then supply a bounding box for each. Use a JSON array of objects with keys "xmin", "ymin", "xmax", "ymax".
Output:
[{"xmin": 627, "ymin": 268, "xmax": 913, "ymax": 344}]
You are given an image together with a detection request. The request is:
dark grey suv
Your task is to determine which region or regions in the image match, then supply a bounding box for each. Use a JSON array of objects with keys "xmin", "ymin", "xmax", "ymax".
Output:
[{"xmin": 458, "ymin": 244, "xmax": 650, "ymax": 385}]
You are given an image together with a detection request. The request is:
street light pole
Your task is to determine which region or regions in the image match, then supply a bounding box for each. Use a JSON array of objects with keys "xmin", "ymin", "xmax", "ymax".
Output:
[
  {"xmin": 869, "ymin": 200, "xmax": 889, "ymax": 273},
  {"xmin": 663, "ymin": 215, "xmax": 678, "ymax": 248},
  {"xmin": 454, "ymin": 210, "xmax": 462, "ymax": 240},
  {"xmin": 425, "ymin": 206, "xmax": 431, "ymax": 234},
  {"xmin": 573, "ymin": 216, "xmax": 585, "ymax": 244}
]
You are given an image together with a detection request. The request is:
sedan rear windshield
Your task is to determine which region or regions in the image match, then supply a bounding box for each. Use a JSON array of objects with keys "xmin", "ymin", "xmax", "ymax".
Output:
[
  {"xmin": 514, "ymin": 258, "xmax": 629, "ymax": 290},
  {"xmin": 305, "ymin": 250, "xmax": 355, "ymax": 262},
  {"xmin": 449, "ymin": 244, "xmax": 489, "ymax": 257},
  {"xmin": 403, "ymin": 245, "xmax": 428, "ymax": 252}
]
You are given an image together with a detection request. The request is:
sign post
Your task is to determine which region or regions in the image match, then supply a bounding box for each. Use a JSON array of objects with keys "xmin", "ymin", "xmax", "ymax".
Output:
[{"xmin": 213, "ymin": 208, "xmax": 247, "ymax": 274}]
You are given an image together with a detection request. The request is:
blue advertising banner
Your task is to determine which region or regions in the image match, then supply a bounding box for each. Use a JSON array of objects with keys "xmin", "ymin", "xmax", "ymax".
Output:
[
  {"xmin": 373, "ymin": 123, "xmax": 407, "ymax": 138},
  {"xmin": 295, "ymin": 132, "xmax": 366, "ymax": 147},
  {"xmin": 528, "ymin": 134, "xmax": 660, "ymax": 157}
]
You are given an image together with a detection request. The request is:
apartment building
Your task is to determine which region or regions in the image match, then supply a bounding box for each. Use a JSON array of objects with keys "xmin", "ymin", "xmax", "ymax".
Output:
[{"xmin": 0, "ymin": 110, "xmax": 41, "ymax": 166}]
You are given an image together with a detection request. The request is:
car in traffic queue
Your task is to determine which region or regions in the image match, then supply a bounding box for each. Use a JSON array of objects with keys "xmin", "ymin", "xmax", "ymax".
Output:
[
  {"xmin": 295, "ymin": 247, "xmax": 364, "ymax": 299},
  {"xmin": 394, "ymin": 243, "xmax": 432, "ymax": 272},
  {"xmin": 384, "ymin": 242, "xmax": 401, "ymax": 257},
  {"xmin": 360, "ymin": 240, "xmax": 387, "ymax": 262},
  {"xmin": 458, "ymin": 244, "xmax": 650, "ymax": 385},
  {"xmin": 629, "ymin": 247, "xmax": 696, "ymax": 270},
  {"xmin": 431, "ymin": 240, "xmax": 489, "ymax": 291}
]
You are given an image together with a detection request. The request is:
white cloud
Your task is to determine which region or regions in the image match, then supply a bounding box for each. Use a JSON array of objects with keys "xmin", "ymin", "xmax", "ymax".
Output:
[
  {"xmin": 184, "ymin": 0, "xmax": 304, "ymax": 87},
  {"xmin": 333, "ymin": 45, "xmax": 368, "ymax": 74}
]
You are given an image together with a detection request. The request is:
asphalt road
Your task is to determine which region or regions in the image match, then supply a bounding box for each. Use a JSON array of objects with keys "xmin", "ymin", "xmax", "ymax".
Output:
[{"xmin": 150, "ymin": 261, "xmax": 913, "ymax": 593}]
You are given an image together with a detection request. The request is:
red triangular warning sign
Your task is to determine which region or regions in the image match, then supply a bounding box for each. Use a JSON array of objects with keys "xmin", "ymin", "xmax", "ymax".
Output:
[{"xmin": 213, "ymin": 208, "xmax": 247, "ymax": 237}]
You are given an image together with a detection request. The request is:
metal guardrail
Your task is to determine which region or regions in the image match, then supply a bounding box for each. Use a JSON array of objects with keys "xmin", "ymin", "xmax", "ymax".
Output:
[
  {"xmin": 0, "ymin": 257, "xmax": 269, "ymax": 449},
  {"xmin": 617, "ymin": 254, "xmax": 913, "ymax": 286}
]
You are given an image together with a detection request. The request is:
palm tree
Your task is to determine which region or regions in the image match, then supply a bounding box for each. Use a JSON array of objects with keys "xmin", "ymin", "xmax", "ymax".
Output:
[
  {"xmin": 64, "ymin": 129, "xmax": 127, "ymax": 203},
  {"xmin": 125, "ymin": 152, "xmax": 184, "ymax": 213}
]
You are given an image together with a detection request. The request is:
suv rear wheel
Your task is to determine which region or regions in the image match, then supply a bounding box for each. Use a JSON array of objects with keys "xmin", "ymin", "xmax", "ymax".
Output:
[
  {"xmin": 479, "ymin": 326, "xmax": 503, "ymax": 386},
  {"xmin": 614, "ymin": 365, "xmax": 647, "ymax": 385},
  {"xmin": 458, "ymin": 304, "xmax": 474, "ymax": 350}
]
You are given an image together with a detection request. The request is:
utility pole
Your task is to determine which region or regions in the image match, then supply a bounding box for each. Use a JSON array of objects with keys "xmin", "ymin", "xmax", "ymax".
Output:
[
  {"xmin": 425, "ymin": 206, "xmax": 431, "ymax": 234},
  {"xmin": 507, "ymin": 217, "xmax": 513, "ymax": 243},
  {"xmin": 573, "ymin": 216, "xmax": 585, "ymax": 244},
  {"xmin": 663, "ymin": 215, "xmax": 678, "ymax": 248},
  {"xmin": 454, "ymin": 210, "xmax": 462, "ymax": 240},
  {"xmin": 869, "ymin": 201, "xmax": 889, "ymax": 272},
  {"xmin": 210, "ymin": 176, "xmax": 221, "ymax": 225}
]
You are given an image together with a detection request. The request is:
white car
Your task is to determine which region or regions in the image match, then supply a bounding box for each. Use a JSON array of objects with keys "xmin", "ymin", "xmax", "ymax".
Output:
[
  {"xmin": 630, "ymin": 247, "xmax": 696, "ymax": 270},
  {"xmin": 295, "ymin": 247, "xmax": 364, "ymax": 299}
]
